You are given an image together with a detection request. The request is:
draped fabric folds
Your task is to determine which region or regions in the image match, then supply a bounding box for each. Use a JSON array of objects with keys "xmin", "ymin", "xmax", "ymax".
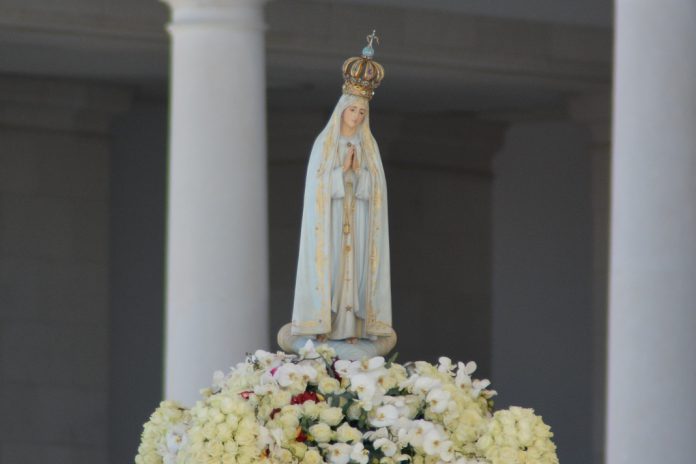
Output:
[{"xmin": 291, "ymin": 94, "xmax": 392, "ymax": 339}]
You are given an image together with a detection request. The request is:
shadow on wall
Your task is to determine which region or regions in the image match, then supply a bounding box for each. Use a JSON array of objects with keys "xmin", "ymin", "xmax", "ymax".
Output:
[
  {"xmin": 109, "ymin": 98, "xmax": 168, "ymax": 463},
  {"xmin": 492, "ymin": 120, "xmax": 595, "ymax": 464}
]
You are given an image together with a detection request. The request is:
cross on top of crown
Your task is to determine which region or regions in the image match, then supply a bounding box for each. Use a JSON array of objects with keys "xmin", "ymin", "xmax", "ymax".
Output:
[{"xmin": 366, "ymin": 30, "xmax": 380, "ymax": 48}]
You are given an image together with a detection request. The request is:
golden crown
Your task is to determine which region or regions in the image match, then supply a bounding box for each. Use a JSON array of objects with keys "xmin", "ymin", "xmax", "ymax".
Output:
[{"xmin": 342, "ymin": 30, "xmax": 385, "ymax": 100}]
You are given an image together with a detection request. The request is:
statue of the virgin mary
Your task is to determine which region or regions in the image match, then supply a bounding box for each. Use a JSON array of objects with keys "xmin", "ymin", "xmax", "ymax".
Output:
[{"xmin": 289, "ymin": 33, "xmax": 393, "ymax": 349}]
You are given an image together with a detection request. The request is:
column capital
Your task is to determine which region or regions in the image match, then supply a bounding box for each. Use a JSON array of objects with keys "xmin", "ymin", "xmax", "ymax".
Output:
[
  {"xmin": 161, "ymin": 0, "xmax": 268, "ymax": 30},
  {"xmin": 161, "ymin": 0, "xmax": 267, "ymax": 8}
]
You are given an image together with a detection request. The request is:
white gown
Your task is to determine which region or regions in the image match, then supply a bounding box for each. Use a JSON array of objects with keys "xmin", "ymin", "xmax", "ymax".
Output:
[{"xmin": 328, "ymin": 134, "xmax": 374, "ymax": 340}]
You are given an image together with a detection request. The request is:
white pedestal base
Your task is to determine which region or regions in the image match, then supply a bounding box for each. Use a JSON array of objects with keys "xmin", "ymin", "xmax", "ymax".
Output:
[{"xmin": 277, "ymin": 323, "xmax": 397, "ymax": 360}]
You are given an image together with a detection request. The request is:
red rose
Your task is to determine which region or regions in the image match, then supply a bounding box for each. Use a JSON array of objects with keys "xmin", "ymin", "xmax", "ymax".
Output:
[
  {"xmin": 296, "ymin": 428, "xmax": 308, "ymax": 443},
  {"xmin": 290, "ymin": 391, "xmax": 319, "ymax": 405}
]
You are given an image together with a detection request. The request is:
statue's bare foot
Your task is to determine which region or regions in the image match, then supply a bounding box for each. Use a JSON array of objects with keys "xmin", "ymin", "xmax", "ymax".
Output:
[
  {"xmin": 346, "ymin": 337, "xmax": 358, "ymax": 344},
  {"xmin": 316, "ymin": 334, "xmax": 328, "ymax": 342}
]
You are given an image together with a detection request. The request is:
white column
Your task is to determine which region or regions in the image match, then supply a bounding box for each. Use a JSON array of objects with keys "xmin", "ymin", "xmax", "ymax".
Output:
[
  {"xmin": 161, "ymin": 0, "xmax": 269, "ymax": 405},
  {"xmin": 608, "ymin": 2, "xmax": 696, "ymax": 463}
]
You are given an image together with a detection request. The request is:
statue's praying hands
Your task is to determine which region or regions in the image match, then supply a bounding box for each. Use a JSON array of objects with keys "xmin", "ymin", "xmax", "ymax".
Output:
[{"xmin": 342, "ymin": 143, "xmax": 360, "ymax": 173}]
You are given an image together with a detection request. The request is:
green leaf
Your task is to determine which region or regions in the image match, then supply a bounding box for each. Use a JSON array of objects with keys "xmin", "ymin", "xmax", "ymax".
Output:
[{"xmin": 385, "ymin": 351, "xmax": 399, "ymax": 368}]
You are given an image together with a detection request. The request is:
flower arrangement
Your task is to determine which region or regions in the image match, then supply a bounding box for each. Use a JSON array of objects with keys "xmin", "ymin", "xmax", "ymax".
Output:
[{"xmin": 135, "ymin": 342, "xmax": 558, "ymax": 464}]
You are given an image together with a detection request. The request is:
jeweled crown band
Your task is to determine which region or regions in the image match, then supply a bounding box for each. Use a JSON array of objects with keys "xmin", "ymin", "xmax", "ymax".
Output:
[{"xmin": 341, "ymin": 30, "xmax": 384, "ymax": 100}]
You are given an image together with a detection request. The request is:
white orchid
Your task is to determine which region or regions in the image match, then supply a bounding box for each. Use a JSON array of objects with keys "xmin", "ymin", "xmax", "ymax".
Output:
[
  {"xmin": 350, "ymin": 442, "xmax": 370, "ymax": 464},
  {"xmin": 455, "ymin": 361, "xmax": 477, "ymax": 388},
  {"xmin": 370, "ymin": 404, "xmax": 400, "ymax": 427},
  {"xmin": 255, "ymin": 425, "xmax": 277, "ymax": 451},
  {"xmin": 363, "ymin": 427, "xmax": 389, "ymax": 441},
  {"xmin": 272, "ymin": 362, "xmax": 316, "ymax": 390},
  {"xmin": 272, "ymin": 363, "xmax": 300, "ymax": 387},
  {"xmin": 406, "ymin": 420, "xmax": 435, "ymax": 448},
  {"xmin": 471, "ymin": 378, "xmax": 491, "ymax": 398},
  {"xmin": 349, "ymin": 373, "xmax": 383, "ymax": 410},
  {"xmin": 412, "ymin": 376, "xmax": 443, "ymax": 395},
  {"xmin": 373, "ymin": 437, "xmax": 399, "ymax": 457},
  {"xmin": 299, "ymin": 339, "xmax": 318, "ymax": 358},
  {"xmin": 438, "ymin": 356, "xmax": 454, "ymax": 373},
  {"xmin": 335, "ymin": 356, "xmax": 387, "ymax": 379},
  {"xmin": 253, "ymin": 349, "xmax": 283, "ymax": 369},
  {"xmin": 160, "ymin": 423, "xmax": 187, "ymax": 464},
  {"xmin": 211, "ymin": 370, "xmax": 226, "ymax": 392},
  {"xmin": 426, "ymin": 388, "xmax": 452, "ymax": 414},
  {"xmin": 316, "ymin": 343, "xmax": 337, "ymax": 360},
  {"xmin": 423, "ymin": 429, "xmax": 453, "ymax": 461},
  {"xmin": 324, "ymin": 442, "xmax": 352, "ymax": 464},
  {"xmin": 381, "ymin": 394, "xmax": 414, "ymax": 419},
  {"xmin": 439, "ymin": 439, "xmax": 455, "ymax": 462}
]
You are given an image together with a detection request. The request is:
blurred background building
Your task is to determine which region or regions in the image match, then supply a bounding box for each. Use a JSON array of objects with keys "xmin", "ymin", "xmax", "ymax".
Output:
[{"xmin": 1, "ymin": 1, "xmax": 694, "ymax": 463}]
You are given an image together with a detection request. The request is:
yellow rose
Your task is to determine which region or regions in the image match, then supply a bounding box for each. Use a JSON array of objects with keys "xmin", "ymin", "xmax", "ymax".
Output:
[
  {"xmin": 202, "ymin": 422, "xmax": 217, "ymax": 440},
  {"xmin": 223, "ymin": 396, "xmax": 239, "ymax": 414},
  {"xmin": 335, "ymin": 423, "xmax": 362, "ymax": 443},
  {"xmin": 188, "ymin": 441, "xmax": 204, "ymax": 455},
  {"xmin": 309, "ymin": 423, "xmax": 333, "ymax": 443},
  {"xmin": 303, "ymin": 401, "xmax": 321, "ymax": 420},
  {"xmin": 205, "ymin": 440, "xmax": 224, "ymax": 458},
  {"xmin": 346, "ymin": 403, "xmax": 362, "ymax": 421},
  {"xmin": 188, "ymin": 426, "xmax": 205, "ymax": 444},
  {"xmin": 196, "ymin": 406, "xmax": 210, "ymax": 422},
  {"xmin": 237, "ymin": 444, "xmax": 260, "ymax": 464},
  {"xmin": 319, "ymin": 407, "xmax": 344, "ymax": 426},
  {"xmin": 281, "ymin": 404, "xmax": 302, "ymax": 417},
  {"xmin": 302, "ymin": 448, "xmax": 324, "ymax": 464},
  {"xmin": 279, "ymin": 412, "xmax": 300, "ymax": 430},
  {"xmin": 288, "ymin": 441, "xmax": 308, "ymax": 459},
  {"xmin": 318, "ymin": 377, "xmax": 341, "ymax": 395},
  {"xmin": 272, "ymin": 390, "xmax": 293, "ymax": 408},
  {"xmin": 477, "ymin": 434, "xmax": 493, "ymax": 451},
  {"xmin": 274, "ymin": 448, "xmax": 294, "ymax": 464},
  {"xmin": 216, "ymin": 423, "xmax": 233, "ymax": 441},
  {"xmin": 493, "ymin": 446, "xmax": 518, "ymax": 464},
  {"xmin": 235, "ymin": 419, "xmax": 257, "ymax": 446},
  {"xmin": 377, "ymin": 374, "xmax": 397, "ymax": 391},
  {"xmin": 224, "ymin": 440, "xmax": 239, "ymax": 455},
  {"xmin": 225, "ymin": 414, "xmax": 240, "ymax": 430}
]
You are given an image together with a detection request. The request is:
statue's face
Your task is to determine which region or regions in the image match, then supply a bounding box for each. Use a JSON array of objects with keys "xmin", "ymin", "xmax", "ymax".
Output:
[{"xmin": 341, "ymin": 103, "xmax": 367, "ymax": 131}]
